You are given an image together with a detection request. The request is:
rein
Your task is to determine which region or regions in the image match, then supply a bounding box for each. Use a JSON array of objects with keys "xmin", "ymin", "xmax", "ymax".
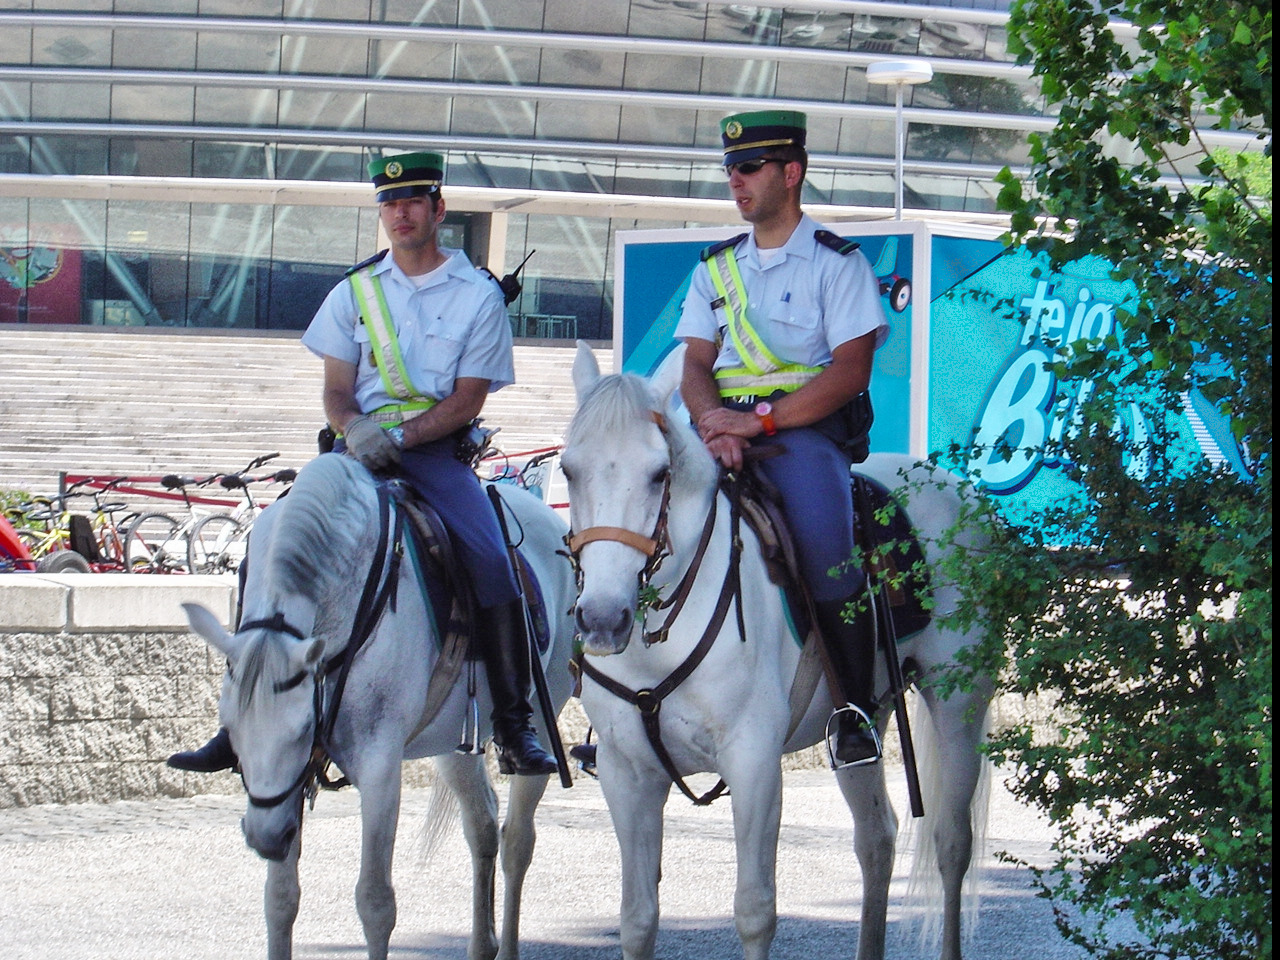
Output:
[
  {"xmin": 239, "ymin": 485, "xmax": 405, "ymax": 810},
  {"xmin": 573, "ymin": 483, "xmax": 745, "ymax": 806}
]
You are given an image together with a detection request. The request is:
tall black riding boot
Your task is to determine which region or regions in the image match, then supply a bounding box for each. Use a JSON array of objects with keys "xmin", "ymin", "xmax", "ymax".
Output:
[
  {"xmin": 479, "ymin": 599, "xmax": 559, "ymax": 777},
  {"xmin": 167, "ymin": 726, "xmax": 238, "ymax": 773},
  {"xmin": 814, "ymin": 599, "xmax": 882, "ymax": 766}
]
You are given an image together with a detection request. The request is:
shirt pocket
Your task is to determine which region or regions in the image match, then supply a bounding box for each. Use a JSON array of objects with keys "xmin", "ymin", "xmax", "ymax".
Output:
[{"xmin": 763, "ymin": 294, "xmax": 821, "ymax": 358}]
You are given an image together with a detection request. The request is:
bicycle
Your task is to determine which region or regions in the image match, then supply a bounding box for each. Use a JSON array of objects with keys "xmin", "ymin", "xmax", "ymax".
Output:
[
  {"xmin": 187, "ymin": 459, "xmax": 296, "ymax": 575},
  {"xmin": 8, "ymin": 478, "xmax": 139, "ymax": 573},
  {"xmin": 123, "ymin": 473, "xmax": 220, "ymax": 574}
]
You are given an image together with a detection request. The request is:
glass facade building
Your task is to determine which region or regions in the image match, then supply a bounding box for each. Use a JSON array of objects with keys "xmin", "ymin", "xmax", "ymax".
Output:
[{"xmin": 0, "ymin": 1, "xmax": 1243, "ymax": 338}]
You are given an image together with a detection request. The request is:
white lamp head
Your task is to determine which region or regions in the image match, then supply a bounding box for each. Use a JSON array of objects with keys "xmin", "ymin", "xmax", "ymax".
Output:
[{"xmin": 866, "ymin": 59, "xmax": 934, "ymax": 86}]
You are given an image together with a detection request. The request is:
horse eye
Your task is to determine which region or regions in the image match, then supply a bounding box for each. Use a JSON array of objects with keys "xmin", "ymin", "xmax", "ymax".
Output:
[{"xmin": 651, "ymin": 467, "xmax": 670, "ymax": 486}]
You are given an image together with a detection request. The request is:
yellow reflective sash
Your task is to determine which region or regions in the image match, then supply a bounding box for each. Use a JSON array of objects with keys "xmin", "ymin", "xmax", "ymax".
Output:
[
  {"xmin": 347, "ymin": 266, "xmax": 438, "ymax": 425},
  {"xmin": 705, "ymin": 247, "xmax": 822, "ymax": 398}
]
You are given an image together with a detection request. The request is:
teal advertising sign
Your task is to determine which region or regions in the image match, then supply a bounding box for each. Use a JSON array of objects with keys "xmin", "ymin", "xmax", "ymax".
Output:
[{"xmin": 614, "ymin": 223, "xmax": 1240, "ymax": 523}]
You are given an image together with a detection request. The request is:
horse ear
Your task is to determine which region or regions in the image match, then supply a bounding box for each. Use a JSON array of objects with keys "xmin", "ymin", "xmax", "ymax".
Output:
[
  {"xmin": 183, "ymin": 602, "xmax": 243, "ymax": 660},
  {"xmin": 649, "ymin": 342, "xmax": 687, "ymax": 410},
  {"xmin": 572, "ymin": 339, "xmax": 602, "ymax": 402}
]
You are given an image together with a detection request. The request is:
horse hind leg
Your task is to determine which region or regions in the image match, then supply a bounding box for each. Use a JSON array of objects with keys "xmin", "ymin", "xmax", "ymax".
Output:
[
  {"xmin": 434, "ymin": 752, "xmax": 502, "ymax": 960},
  {"xmin": 264, "ymin": 833, "xmax": 302, "ymax": 960},
  {"xmin": 835, "ymin": 762, "xmax": 898, "ymax": 960}
]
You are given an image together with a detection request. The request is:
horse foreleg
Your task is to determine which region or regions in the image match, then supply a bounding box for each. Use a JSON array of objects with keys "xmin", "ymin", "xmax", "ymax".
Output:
[
  {"xmin": 434, "ymin": 752, "xmax": 501, "ymax": 960},
  {"xmin": 600, "ymin": 746, "xmax": 671, "ymax": 960},
  {"xmin": 724, "ymin": 753, "xmax": 783, "ymax": 960},
  {"xmin": 264, "ymin": 833, "xmax": 302, "ymax": 960},
  {"xmin": 836, "ymin": 763, "xmax": 898, "ymax": 960},
  {"xmin": 496, "ymin": 772, "xmax": 550, "ymax": 960},
  {"xmin": 354, "ymin": 759, "xmax": 404, "ymax": 960}
]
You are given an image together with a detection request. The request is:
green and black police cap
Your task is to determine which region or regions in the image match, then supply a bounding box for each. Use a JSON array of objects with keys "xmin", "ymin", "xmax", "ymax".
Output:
[
  {"xmin": 720, "ymin": 110, "xmax": 807, "ymax": 165},
  {"xmin": 368, "ymin": 151, "xmax": 444, "ymax": 202}
]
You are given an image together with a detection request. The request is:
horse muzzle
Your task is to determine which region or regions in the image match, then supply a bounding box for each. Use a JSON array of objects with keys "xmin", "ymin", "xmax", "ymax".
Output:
[
  {"xmin": 574, "ymin": 597, "xmax": 635, "ymax": 656},
  {"xmin": 241, "ymin": 806, "xmax": 300, "ymax": 862}
]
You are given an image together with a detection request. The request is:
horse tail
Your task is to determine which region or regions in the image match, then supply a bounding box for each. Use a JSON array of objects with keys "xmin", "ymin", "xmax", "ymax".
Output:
[
  {"xmin": 901, "ymin": 689, "xmax": 994, "ymax": 952},
  {"xmin": 410, "ymin": 765, "xmax": 461, "ymax": 866}
]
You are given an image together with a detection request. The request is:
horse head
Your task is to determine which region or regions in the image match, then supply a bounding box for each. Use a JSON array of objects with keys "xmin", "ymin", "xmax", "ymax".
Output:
[
  {"xmin": 563, "ymin": 342, "xmax": 717, "ymax": 655},
  {"xmin": 185, "ymin": 601, "xmax": 327, "ymax": 861}
]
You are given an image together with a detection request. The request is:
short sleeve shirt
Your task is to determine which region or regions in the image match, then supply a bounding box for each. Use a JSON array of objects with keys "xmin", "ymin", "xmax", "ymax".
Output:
[
  {"xmin": 674, "ymin": 213, "xmax": 889, "ymax": 372},
  {"xmin": 302, "ymin": 248, "xmax": 515, "ymax": 415}
]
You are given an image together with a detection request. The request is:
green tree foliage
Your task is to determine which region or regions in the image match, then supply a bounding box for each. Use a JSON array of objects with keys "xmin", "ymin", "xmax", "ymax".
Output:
[{"xmin": 952, "ymin": 2, "xmax": 1272, "ymax": 958}]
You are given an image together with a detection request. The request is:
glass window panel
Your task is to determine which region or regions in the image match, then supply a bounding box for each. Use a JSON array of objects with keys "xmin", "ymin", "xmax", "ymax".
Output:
[
  {"xmin": 622, "ymin": 53, "xmax": 701, "ymax": 94},
  {"xmin": 194, "ymin": 141, "xmax": 271, "ymax": 179},
  {"xmin": 614, "ymin": 160, "xmax": 694, "ymax": 199},
  {"xmin": 31, "ymin": 136, "xmax": 109, "ymax": 175},
  {"xmin": 459, "ymin": 0, "xmax": 545, "ymax": 30},
  {"xmin": 32, "ymin": 27, "xmax": 111, "ymax": 66},
  {"xmin": 705, "ymin": 5, "xmax": 781, "ymax": 45},
  {"xmin": 911, "ymin": 122, "xmax": 975, "ymax": 164},
  {"xmin": 530, "ymin": 157, "xmax": 615, "ymax": 194},
  {"xmin": 112, "ymin": 28, "xmax": 197, "ymax": 69},
  {"xmin": 456, "ymin": 44, "xmax": 540, "ymax": 84},
  {"xmin": 539, "ymin": 47, "xmax": 625, "ymax": 88},
  {"xmin": 371, "ymin": 39, "xmax": 455, "ymax": 80},
  {"xmin": 28, "ymin": 0, "xmax": 110, "ymax": 8},
  {"xmin": 802, "ymin": 113, "xmax": 840, "ymax": 156},
  {"xmin": 535, "ymin": 101, "xmax": 620, "ymax": 142},
  {"xmin": 277, "ymin": 90, "xmax": 366, "ymax": 130},
  {"xmin": 839, "ymin": 116, "xmax": 893, "ymax": 160},
  {"xmin": 199, "ymin": 0, "xmax": 283, "ymax": 16},
  {"xmin": 627, "ymin": 0, "xmax": 705, "ymax": 41},
  {"xmin": 116, "ymin": 0, "xmax": 198, "ymax": 12},
  {"xmin": 447, "ymin": 152, "xmax": 532, "ymax": 190},
  {"xmin": 543, "ymin": 0, "xmax": 627, "ymax": 34},
  {"xmin": 282, "ymin": 0, "xmax": 365, "ymax": 17},
  {"xmin": 691, "ymin": 108, "xmax": 724, "ymax": 150},
  {"xmin": 774, "ymin": 60, "xmax": 846, "ymax": 102},
  {"xmin": 196, "ymin": 86, "xmax": 279, "ymax": 126},
  {"xmin": 7, "ymin": 197, "xmax": 98, "ymax": 326},
  {"xmin": 520, "ymin": 213, "xmax": 610, "ymax": 338},
  {"xmin": 450, "ymin": 96, "xmax": 536, "ymax": 137},
  {"xmin": 619, "ymin": 104, "xmax": 697, "ymax": 147},
  {"xmin": 280, "ymin": 35, "xmax": 370, "ymax": 76},
  {"xmin": 187, "ymin": 201, "xmax": 272, "ymax": 329},
  {"xmin": 780, "ymin": 10, "xmax": 850, "ymax": 50},
  {"xmin": 110, "ymin": 139, "xmax": 193, "ymax": 177},
  {"xmin": 829, "ymin": 170, "xmax": 889, "ymax": 209},
  {"xmin": 90, "ymin": 198, "xmax": 187, "ymax": 326},
  {"xmin": 273, "ymin": 144, "xmax": 365, "ymax": 181},
  {"xmin": 918, "ymin": 19, "xmax": 988, "ymax": 61},
  {"xmin": 846, "ymin": 15, "xmax": 922, "ymax": 57},
  {"xmin": 381, "ymin": 0, "xmax": 460, "ymax": 26},
  {"xmin": 0, "ymin": 196, "xmax": 30, "ymax": 325},
  {"xmin": 699, "ymin": 58, "xmax": 776, "ymax": 98},
  {"xmin": 688, "ymin": 162, "xmax": 728, "ymax": 200},
  {"xmin": 984, "ymin": 25, "xmax": 1018, "ymax": 62},
  {"xmin": 0, "ymin": 137, "xmax": 31, "ymax": 173},
  {"xmin": 196, "ymin": 31, "xmax": 280, "ymax": 72},
  {"xmin": 0, "ymin": 81, "xmax": 29, "ymax": 120},
  {"xmin": 266, "ymin": 204, "xmax": 362, "ymax": 330},
  {"xmin": 111, "ymin": 84, "xmax": 195, "ymax": 123},
  {"xmin": 31, "ymin": 81, "xmax": 109, "ymax": 120},
  {"xmin": 365, "ymin": 91, "xmax": 453, "ymax": 132},
  {"xmin": 0, "ymin": 25, "xmax": 31, "ymax": 65},
  {"xmin": 799, "ymin": 168, "xmax": 834, "ymax": 207}
]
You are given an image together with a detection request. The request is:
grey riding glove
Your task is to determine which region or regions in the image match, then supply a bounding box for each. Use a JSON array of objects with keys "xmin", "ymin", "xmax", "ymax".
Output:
[{"xmin": 343, "ymin": 415, "xmax": 402, "ymax": 470}]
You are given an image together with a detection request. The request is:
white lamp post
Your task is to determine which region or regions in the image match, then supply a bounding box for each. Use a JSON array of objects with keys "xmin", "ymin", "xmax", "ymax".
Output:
[{"xmin": 866, "ymin": 59, "xmax": 934, "ymax": 220}]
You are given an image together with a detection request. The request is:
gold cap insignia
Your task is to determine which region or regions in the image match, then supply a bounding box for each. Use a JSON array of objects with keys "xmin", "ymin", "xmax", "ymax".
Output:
[
  {"xmin": 725, "ymin": 120, "xmax": 743, "ymax": 140},
  {"xmin": 386, "ymin": 161, "xmax": 403, "ymax": 179}
]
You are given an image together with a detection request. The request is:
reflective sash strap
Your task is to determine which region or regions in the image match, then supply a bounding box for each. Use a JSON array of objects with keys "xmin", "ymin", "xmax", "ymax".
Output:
[
  {"xmin": 705, "ymin": 248, "xmax": 822, "ymax": 398},
  {"xmin": 368, "ymin": 401, "xmax": 435, "ymax": 428},
  {"xmin": 348, "ymin": 268, "xmax": 433, "ymax": 406}
]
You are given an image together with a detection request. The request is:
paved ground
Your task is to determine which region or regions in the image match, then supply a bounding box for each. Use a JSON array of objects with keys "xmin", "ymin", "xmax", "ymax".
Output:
[{"xmin": 0, "ymin": 763, "xmax": 1085, "ymax": 960}]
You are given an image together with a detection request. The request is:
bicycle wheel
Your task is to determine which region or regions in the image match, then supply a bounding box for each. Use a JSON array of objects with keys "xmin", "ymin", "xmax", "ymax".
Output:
[
  {"xmin": 124, "ymin": 513, "xmax": 185, "ymax": 574},
  {"xmin": 188, "ymin": 514, "xmax": 247, "ymax": 574}
]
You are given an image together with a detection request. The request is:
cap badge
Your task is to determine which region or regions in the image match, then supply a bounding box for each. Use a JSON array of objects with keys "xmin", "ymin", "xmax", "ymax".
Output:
[
  {"xmin": 385, "ymin": 161, "xmax": 403, "ymax": 179},
  {"xmin": 725, "ymin": 120, "xmax": 743, "ymax": 140}
]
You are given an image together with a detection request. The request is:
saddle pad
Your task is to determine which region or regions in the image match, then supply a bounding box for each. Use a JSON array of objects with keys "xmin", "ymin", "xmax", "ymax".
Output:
[{"xmin": 851, "ymin": 472, "xmax": 933, "ymax": 641}]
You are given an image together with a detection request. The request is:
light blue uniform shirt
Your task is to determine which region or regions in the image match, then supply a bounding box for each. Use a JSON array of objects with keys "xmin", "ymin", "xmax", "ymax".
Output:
[
  {"xmin": 302, "ymin": 248, "xmax": 514, "ymax": 414},
  {"xmin": 675, "ymin": 213, "xmax": 889, "ymax": 372}
]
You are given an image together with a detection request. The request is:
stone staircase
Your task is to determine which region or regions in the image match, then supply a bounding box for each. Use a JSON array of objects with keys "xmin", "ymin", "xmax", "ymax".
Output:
[{"xmin": 0, "ymin": 325, "xmax": 612, "ymax": 508}]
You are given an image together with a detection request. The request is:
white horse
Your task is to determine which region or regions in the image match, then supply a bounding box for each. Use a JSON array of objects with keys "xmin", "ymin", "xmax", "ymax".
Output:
[
  {"xmin": 561, "ymin": 342, "xmax": 994, "ymax": 960},
  {"xmin": 182, "ymin": 451, "xmax": 576, "ymax": 960}
]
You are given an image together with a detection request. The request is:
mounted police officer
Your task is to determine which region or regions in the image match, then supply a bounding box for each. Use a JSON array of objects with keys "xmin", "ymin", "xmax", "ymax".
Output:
[
  {"xmin": 168, "ymin": 151, "xmax": 557, "ymax": 777},
  {"xmin": 675, "ymin": 110, "xmax": 890, "ymax": 767}
]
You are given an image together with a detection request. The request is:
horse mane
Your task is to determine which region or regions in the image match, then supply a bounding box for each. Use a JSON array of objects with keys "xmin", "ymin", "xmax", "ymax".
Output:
[
  {"xmin": 261, "ymin": 453, "xmax": 374, "ymax": 604},
  {"xmin": 564, "ymin": 371, "xmax": 660, "ymax": 445}
]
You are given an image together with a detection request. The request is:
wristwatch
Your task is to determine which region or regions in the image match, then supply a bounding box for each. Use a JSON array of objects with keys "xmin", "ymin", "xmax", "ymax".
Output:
[
  {"xmin": 386, "ymin": 425, "xmax": 405, "ymax": 448},
  {"xmin": 754, "ymin": 401, "xmax": 777, "ymax": 437}
]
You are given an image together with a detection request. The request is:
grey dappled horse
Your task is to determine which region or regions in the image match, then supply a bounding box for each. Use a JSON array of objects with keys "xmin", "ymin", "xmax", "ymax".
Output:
[
  {"xmin": 183, "ymin": 452, "xmax": 576, "ymax": 960},
  {"xmin": 561, "ymin": 343, "xmax": 995, "ymax": 960}
]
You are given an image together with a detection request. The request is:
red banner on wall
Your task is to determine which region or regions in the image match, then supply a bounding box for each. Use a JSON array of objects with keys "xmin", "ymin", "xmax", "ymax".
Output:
[{"xmin": 1, "ymin": 231, "xmax": 84, "ymax": 324}]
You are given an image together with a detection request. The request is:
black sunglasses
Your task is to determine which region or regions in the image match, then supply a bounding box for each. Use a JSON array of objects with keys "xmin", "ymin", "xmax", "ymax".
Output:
[{"xmin": 724, "ymin": 157, "xmax": 788, "ymax": 177}]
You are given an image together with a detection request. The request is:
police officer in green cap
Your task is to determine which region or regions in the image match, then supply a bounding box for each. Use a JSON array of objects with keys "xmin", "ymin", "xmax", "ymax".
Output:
[
  {"xmin": 168, "ymin": 151, "xmax": 558, "ymax": 777},
  {"xmin": 674, "ymin": 110, "xmax": 891, "ymax": 767}
]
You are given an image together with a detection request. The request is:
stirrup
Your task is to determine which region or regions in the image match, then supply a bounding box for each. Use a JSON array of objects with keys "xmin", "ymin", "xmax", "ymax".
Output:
[
  {"xmin": 569, "ymin": 742, "xmax": 598, "ymax": 779},
  {"xmin": 825, "ymin": 703, "xmax": 882, "ymax": 770}
]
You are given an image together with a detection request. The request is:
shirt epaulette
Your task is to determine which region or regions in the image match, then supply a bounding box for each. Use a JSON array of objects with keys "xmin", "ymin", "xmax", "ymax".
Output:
[
  {"xmin": 813, "ymin": 230, "xmax": 860, "ymax": 256},
  {"xmin": 700, "ymin": 233, "xmax": 749, "ymax": 262},
  {"xmin": 344, "ymin": 249, "xmax": 389, "ymax": 276}
]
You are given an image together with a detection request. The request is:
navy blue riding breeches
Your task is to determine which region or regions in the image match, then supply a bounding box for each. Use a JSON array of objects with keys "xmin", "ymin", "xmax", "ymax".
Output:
[
  {"xmin": 751, "ymin": 426, "xmax": 865, "ymax": 603},
  {"xmin": 336, "ymin": 439, "xmax": 519, "ymax": 608}
]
